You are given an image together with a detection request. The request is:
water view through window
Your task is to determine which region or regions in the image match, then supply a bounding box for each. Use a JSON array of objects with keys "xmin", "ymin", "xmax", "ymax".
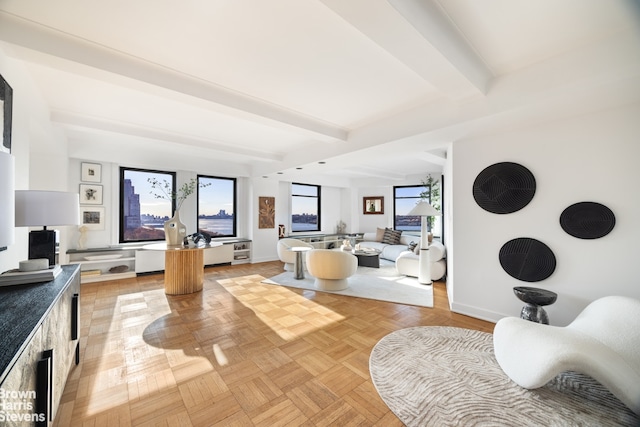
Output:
[
  {"xmin": 291, "ymin": 183, "xmax": 320, "ymax": 232},
  {"xmin": 197, "ymin": 176, "xmax": 236, "ymax": 237},
  {"xmin": 394, "ymin": 185, "xmax": 423, "ymax": 232}
]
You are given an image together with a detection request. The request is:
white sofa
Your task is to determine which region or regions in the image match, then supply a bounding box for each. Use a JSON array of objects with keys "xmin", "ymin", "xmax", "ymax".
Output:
[
  {"xmin": 360, "ymin": 231, "xmax": 418, "ymax": 262},
  {"xmin": 360, "ymin": 230, "xmax": 446, "ymax": 281}
]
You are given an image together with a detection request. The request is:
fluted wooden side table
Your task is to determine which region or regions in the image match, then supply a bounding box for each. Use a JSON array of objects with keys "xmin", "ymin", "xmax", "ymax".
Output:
[{"xmin": 143, "ymin": 242, "xmax": 221, "ymax": 295}]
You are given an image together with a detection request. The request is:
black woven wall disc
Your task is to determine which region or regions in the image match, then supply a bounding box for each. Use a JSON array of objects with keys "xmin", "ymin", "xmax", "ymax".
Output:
[
  {"xmin": 473, "ymin": 162, "xmax": 536, "ymax": 214},
  {"xmin": 560, "ymin": 202, "xmax": 615, "ymax": 239},
  {"xmin": 499, "ymin": 238, "xmax": 556, "ymax": 282}
]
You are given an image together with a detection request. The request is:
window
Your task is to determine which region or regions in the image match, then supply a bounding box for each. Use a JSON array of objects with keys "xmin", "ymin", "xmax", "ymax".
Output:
[
  {"xmin": 291, "ymin": 183, "xmax": 320, "ymax": 232},
  {"xmin": 393, "ymin": 185, "xmax": 424, "ymax": 232},
  {"xmin": 197, "ymin": 175, "xmax": 237, "ymax": 238},
  {"xmin": 120, "ymin": 167, "xmax": 175, "ymax": 243}
]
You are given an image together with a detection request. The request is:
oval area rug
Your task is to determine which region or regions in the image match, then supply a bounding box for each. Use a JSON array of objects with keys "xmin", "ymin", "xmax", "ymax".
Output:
[{"xmin": 369, "ymin": 326, "xmax": 639, "ymax": 426}]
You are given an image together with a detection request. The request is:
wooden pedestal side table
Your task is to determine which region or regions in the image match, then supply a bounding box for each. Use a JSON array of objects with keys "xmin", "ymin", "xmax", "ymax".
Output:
[{"xmin": 143, "ymin": 242, "xmax": 221, "ymax": 295}]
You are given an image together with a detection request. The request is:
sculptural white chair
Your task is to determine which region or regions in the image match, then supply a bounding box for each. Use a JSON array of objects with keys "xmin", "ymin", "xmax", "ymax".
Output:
[
  {"xmin": 305, "ymin": 249, "xmax": 357, "ymax": 291},
  {"xmin": 493, "ymin": 295, "xmax": 640, "ymax": 415},
  {"xmin": 277, "ymin": 238, "xmax": 314, "ymax": 271}
]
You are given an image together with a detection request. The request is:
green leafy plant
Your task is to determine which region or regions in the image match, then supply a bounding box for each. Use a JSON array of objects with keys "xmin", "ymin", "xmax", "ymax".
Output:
[
  {"xmin": 148, "ymin": 178, "xmax": 210, "ymax": 211},
  {"xmin": 419, "ymin": 174, "xmax": 440, "ymax": 231}
]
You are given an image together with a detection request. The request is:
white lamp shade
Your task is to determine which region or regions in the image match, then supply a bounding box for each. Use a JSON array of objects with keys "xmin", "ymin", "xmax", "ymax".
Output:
[
  {"xmin": 407, "ymin": 200, "xmax": 440, "ymax": 217},
  {"xmin": 0, "ymin": 152, "xmax": 15, "ymax": 247},
  {"xmin": 15, "ymin": 190, "xmax": 80, "ymax": 227}
]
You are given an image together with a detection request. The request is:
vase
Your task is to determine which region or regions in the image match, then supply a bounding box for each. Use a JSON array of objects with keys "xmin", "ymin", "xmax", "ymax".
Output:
[{"xmin": 164, "ymin": 209, "xmax": 187, "ymax": 246}]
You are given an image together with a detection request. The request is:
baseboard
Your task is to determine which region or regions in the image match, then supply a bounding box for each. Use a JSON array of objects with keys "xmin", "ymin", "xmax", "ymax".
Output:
[
  {"xmin": 450, "ymin": 301, "xmax": 505, "ymax": 325},
  {"xmin": 251, "ymin": 256, "xmax": 280, "ymax": 264}
]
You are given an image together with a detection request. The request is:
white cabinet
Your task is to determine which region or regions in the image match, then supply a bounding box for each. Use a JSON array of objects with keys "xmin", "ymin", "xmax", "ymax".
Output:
[
  {"xmin": 67, "ymin": 247, "xmax": 137, "ymax": 283},
  {"xmin": 204, "ymin": 243, "xmax": 235, "ymax": 266},
  {"xmin": 69, "ymin": 239, "xmax": 251, "ymax": 282},
  {"xmin": 232, "ymin": 240, "xmax": 251, "ymax": 264}
]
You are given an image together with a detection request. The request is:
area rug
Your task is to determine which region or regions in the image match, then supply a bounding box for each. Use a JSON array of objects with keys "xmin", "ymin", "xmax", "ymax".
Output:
[
  {"xmin": 370, "ymin": 326, "xmax": 639, "ymax": 427},
  {"xmin": 262, "ymin": 262, "xmax": 433, "ymax": 307}
]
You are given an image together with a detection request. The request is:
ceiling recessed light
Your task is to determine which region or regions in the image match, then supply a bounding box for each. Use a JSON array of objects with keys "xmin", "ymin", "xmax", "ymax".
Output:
[
  {"xmin": 296, "ymin": 167, "xmax": 302, "ymax": 170},
  {"xmin": 318, "ymin": 161, "xmax": 326, "ymax": 164},
  {"xmin": 277, "ymin": 172, "xmax": 283, "ymax": 174}
]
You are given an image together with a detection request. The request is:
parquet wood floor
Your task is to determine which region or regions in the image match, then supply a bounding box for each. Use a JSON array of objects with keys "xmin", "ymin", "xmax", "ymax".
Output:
[{"xmin": 54, "ymin": 261, "xmax": 494, "ymax": 426}]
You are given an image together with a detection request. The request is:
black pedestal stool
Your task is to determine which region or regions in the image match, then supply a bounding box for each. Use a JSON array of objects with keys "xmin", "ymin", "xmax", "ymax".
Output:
[{"xmin": 513, "ymin": 286, "xmax": 558, "ymax": 324}]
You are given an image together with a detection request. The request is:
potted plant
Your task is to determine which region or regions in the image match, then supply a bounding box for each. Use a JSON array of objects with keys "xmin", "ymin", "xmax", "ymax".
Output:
[{"xmin": 419, "ymin": 174, "xmax": 441, "ymax": 237}]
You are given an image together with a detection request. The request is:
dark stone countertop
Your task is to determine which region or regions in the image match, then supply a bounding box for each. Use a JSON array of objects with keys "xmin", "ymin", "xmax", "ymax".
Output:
[{"xmin": 0, "ymin": 264, "xmax": 80, "ymax": 385}]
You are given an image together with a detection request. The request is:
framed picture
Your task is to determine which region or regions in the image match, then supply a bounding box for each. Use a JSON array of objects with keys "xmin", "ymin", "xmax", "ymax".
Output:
[
  {"xmin": 258, "ymin": 196, "xmax": 275, "ymax": 229},
  {"xmin": 80, "ymin": 206, "xmax": 105, "ymax": 230},
  {"xmin": 363, "ymin": 196, "xmax": 384, "ymax": 214},
  {"xmin": 1, "ymin": 73, "xmax": 13, "ymax": 154},
  {"xmin": 79, "ymin": 184, "xmax": 103, "ymax": 205},
  {"xmin": 81, "ymin": 162, "xmax": 102, "ymax": 182}
]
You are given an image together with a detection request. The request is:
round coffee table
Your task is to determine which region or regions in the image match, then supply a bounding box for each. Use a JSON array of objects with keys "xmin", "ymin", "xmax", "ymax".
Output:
[
  {"xmin": 352, "ymin": 249, "xmax": 381, "ymax": 268},
  {"xmin": 513, "ymin": 286, "xmax": 558, "ymax": 324}
]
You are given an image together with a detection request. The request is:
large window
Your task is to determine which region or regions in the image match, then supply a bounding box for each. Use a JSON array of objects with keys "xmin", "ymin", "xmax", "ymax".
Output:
[
  {"xmin": 291, "ymin": 183, "xmax": 320, "ymax": 232},
  {"xmin": 120, "ymin": 167, "xmax": 175, "ymax": 243},
  {"xmin": 197, "ymin": 175, "xmax": 236, "ymax": 238},
  {"xmin": 393, "ymin": 185, "xmax": 425, "ymax": 232}
]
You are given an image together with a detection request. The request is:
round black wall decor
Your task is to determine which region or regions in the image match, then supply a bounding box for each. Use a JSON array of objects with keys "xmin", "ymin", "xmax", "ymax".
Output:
[
  {"xmin": 499, "ymin": 238, "xmax": 556, "ymax": 282},
  {"xmin": 472, "ymin": 162, "xmax": 536, "ymax": 214},
  {"xmin": 560, "ymin": 202, "xmax": 616, "ymax": 239}
]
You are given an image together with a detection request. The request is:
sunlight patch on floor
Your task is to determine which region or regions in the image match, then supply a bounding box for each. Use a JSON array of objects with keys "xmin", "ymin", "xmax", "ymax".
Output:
[{"xmin": 217, "ymin": 275, "xmax": 345, "ymax": 340}]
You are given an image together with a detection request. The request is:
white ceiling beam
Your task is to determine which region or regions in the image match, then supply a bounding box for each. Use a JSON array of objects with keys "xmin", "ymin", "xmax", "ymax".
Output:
[
  {"xmin": 416, "ymin": 151, "xmax": 446, "ymax": 166},
  {"xmin": 386, "ymin": 0, "xmax": 493, "ymax": 94},
  {"xmin": 51, "ymin": 110, "xmax": 282, "ymax": 163},
  {"xmin": 342, "ymin": 165, "xmax": 406, "ymax": 181},
  {"xmin": 0, "ymin": 11, "xmax": 348, "ymax": 141},
  {"xmin": 319, "ymin": 0, "xmax": 486, "ymax": 100}
]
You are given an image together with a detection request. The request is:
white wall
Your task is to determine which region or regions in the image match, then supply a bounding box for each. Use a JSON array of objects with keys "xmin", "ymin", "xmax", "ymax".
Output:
[
  {"xmin": 449, "ymin": 103, "xmax": 640, "ymax": 326},
  {"xmin": 252, "ymin": 177, "xmax": 280, "ymax": 263},
  {"xmin": 64, "ymin": 161, "xmax": 255, "ymax": 256},
  {"xmin": 0, "ymin": 48, "xmax": 71, "ymax": 273},
  {"xmin": 357, "ymin": 186, "xmax": 393, "ymax": 233}
]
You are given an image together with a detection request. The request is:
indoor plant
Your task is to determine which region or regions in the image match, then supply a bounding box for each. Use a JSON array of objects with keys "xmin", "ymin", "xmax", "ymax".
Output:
[
  {"xmin": 148, "ymin": 178, "xmax": 209, "ymax": 245},
  {"xmin": 420, "ymin": 174, "xmax": 441, "ymax": 234}
]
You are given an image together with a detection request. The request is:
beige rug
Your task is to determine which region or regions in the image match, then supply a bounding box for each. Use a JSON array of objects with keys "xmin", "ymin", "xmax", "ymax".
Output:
[
  {"xmin": 263, "ymin": 261, "xmax": 433, "ymax": 307},
  {"xmin": 370, "ymin": 326, "xmax": 639, "ymax": 427}
]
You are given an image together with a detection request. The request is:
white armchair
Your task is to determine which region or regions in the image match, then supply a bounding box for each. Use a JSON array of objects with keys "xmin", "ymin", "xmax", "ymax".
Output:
[
  {"xmin": 306, "ymin": 249, "xmax": 357, "ymax": 291},
  {"xmin": 277, "ymin": 238, "xmax": 314, "ymax": 271}
]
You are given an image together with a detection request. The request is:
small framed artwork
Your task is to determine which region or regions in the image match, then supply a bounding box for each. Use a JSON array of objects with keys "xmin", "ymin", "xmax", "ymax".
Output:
[
  {"xmin": 79, "ymin": 184, "xmax": 103, "ymax": 205},
  {"xmin": 81, "ymin": 162, "xmax": 102, "ymax": 182},
  {"xmin": 363, "ymin": 196, "xmax": 384, "ymax": 214},
  {"xmin": 1, "ymin": 73, "xmax": 13, "ymax": 154},
  {"xmin": 258, "ymin": 196, "xmax": 275, "ymax": 229},
  {"xmin": 80, "ymin": 206, "xmax": 105, "ymax": 230}
]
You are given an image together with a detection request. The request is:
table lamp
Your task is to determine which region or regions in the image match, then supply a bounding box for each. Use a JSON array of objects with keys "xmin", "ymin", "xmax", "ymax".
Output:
[
  {"xmin": 407, "ymin": 200, "xmax": 441, "ymax": 284},
  {"xmin": 15, "ymin": 190, "xmax": 80, "ymax": 266},
  {"xmin": 0, "ymin": 152, "xmax": 14, "ymax": 251}
]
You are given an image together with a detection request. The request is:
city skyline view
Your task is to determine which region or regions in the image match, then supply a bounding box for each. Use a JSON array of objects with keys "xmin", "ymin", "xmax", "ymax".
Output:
[
  {"xmin": 124, "ymin": 170, "xmax": 235, "ymax": 217},
  {"xmin": 122, "ymin": 170, "xmax": 236, "ymax": 241}
]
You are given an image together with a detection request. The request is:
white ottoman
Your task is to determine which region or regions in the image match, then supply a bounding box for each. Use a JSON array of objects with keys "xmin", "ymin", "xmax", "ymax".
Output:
[{"xmin": 306, "ymin": 249, "xmax": 357, "ymax": 291}]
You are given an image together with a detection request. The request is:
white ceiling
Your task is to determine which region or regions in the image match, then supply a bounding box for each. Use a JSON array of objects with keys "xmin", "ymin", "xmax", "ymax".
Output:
[{"xmin": 1, "ymin": 0, "xmax": 639, "ymax": 186}]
